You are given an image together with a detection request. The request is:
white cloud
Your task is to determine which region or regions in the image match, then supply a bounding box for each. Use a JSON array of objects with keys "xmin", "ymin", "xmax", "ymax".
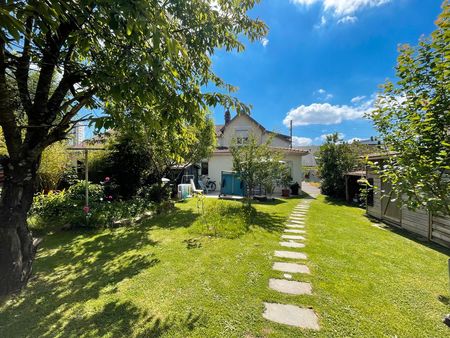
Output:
[
  {"xmin": 314, "ymin": 15, "xmax": 328, "ymax": 28},
  {"xmin": 351, "ymin": 95, "xmax": 366, "ymax": 103},
  {"xmin": 314, "ymin": 88, "xmax": 333, "ymax": 101},
  {"xmin": 261, "ymin": 37, "xmax": 269, "ymax": 47},
  {"xmin": 290, "ymin": 0, "xmax": 390, "ymax": 15},
  {"xmin": 318, "ymin": 132, "xmax": 344, "ymax": 141},
  {"xmin": 283, "ymin": 102, "xmax": 371, "ymax": 126},
  {"xmin": 337, "ymin": 15, "xmax": 357, "ymax": 24},
  {"xmin": 292, "ymin": 136, "xmax": 313, "ymax": 146},
  {"xmin": 290, "ymin": 0, "xmax": 390, "ymax": 25}
]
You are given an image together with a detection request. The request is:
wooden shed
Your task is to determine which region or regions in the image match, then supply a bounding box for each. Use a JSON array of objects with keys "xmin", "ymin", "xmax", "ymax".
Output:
[{"xmin": 366, "ymin": 153, "xmax": 450, "ymax": 248}]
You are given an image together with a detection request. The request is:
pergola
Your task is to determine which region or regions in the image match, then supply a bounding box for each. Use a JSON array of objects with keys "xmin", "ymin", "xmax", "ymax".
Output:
[{"xmin": 67, "ymin": 145, "xmax": 105, "ymax": 212}]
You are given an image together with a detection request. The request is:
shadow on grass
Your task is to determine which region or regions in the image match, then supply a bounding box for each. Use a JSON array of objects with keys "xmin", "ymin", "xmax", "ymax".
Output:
[
  {"xmin": 366, "ymin": 216, "xmax": 450, "ymax": 256},
  {"xmin": 321, "ymin": 196, "xmax": 450, "ymax": 256},
  {"xmin": 0, "ymin": 227, "xmax": 173, "ymax": 337},
  {"xmin": 62, "ymin": 300, "xmax": 205, "ymax": 337},
  {"xmin": 144, "ymin": 209, "xmax": 199, "ymax": 230}
]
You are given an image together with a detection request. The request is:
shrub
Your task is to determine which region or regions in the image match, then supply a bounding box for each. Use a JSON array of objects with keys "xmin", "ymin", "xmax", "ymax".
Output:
[
  {"xmin": 37, "ymin": 141, "xmax": 71, "ymax": 191},
  {"xmin": 29, "ymin": 180, "xmax": 156, "ymax": 230}
]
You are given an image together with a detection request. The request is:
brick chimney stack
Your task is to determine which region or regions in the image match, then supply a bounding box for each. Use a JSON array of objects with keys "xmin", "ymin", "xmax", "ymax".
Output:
[{"xmin": 224, "ymin": 110, "xmax": 231, "ymax": 124}]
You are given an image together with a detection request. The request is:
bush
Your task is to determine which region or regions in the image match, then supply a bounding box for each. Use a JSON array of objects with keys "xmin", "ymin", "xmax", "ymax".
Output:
[
  {"xmin": 37, "ymin": 141, "xmax": 71, "ymax": 191},
  {"xmin": 29, "ymin": 180, "xmax": 156, "ymax": 230}
]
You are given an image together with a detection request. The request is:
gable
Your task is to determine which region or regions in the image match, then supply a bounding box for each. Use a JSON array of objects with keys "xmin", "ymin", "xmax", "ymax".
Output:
[{"xmin": 217, "ymin": 114, "xmax": 290, "ymax": 148}]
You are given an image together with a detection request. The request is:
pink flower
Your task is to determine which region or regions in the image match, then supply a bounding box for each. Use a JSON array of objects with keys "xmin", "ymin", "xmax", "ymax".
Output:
[
  {"xmin": 108, "ymin": 195, "xmax": 113, "ymax": 200},
  {"xmin": 104, "ymin": 177, "xmax": 110, "ymax": 182},
  {"xmin": 83, "ymin": 205, "xmax": 90, "ymax": 214}
]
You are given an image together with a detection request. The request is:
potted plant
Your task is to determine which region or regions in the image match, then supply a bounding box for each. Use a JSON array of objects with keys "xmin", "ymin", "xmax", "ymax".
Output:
[
  {"xmin": 280, "ymin": 168, "xmax": 292, "ymax": 198},
  {"xmin": 290, "ymin": 182, "xmax": 300, "ymax": 195}
]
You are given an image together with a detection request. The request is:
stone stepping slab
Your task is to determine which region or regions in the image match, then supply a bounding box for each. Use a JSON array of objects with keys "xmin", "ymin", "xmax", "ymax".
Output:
[
  {"xmin": 284, "ymin": 229, "xmax": 305, "ymax": 234},
  {"xmin": 269, "ymin": 278, "xmax": 312, "ymax": 295},
  {"xmin": 273, "ymin": 262, "xmax": 310, "ymax": 274},
  {"xmin": 292, "ymin": 213, "xmax": 306, "ymax": 216},
  {"xmin": 274, "ymin": 250, "xmax": 307, "ymax": 260},
  {"xmin": 281, "ymin": 234, "xmax": 305, "ymax": 240},
  {"xmin": 280, "ymin": 241, "xmax": 305, "ymax": 248},
  {"xmin": 263, "ymin": 303, "xmax": 320, "ymax": 330},
  {"xmin": 290, "ymin": 218, "xmax": 304, "ymax": 222},
  {"xmin": 286, "ymin": 224, "xmax": 304, "ymax": 229}
]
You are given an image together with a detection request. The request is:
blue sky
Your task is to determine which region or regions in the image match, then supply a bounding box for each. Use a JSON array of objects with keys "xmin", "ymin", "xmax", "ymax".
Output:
[{"xmin": 210, "ymin": 0, "xmax": 443, "ymax": 146}]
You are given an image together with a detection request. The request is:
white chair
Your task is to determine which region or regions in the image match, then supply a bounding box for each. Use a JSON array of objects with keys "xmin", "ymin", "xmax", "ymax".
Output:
[{"xmin": 190, "ymin": 179, "xmax": 203, "ymax": 195}]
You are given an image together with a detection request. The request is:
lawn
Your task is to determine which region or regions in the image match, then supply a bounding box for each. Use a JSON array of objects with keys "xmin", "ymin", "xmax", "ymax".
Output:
[{"xmin": 1, "ymin": 195, "xmax": 449, "ymax": 337}]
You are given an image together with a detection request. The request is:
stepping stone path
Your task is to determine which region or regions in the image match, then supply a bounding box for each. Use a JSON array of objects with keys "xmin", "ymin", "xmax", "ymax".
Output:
[
  {"xmin": 269, "ymin": 278, "xmax": 312, "ymax": 295},
  {"xmin": 284, "ymin": 229, "xmax": 305, "ymax": 234},
  {"xmin": 286, "ymin": 224, "xmax": 304, "ymax": 229},
  {"xmin": 262, "ymin": 199, "xmax": 320, "ymax": 331},
  {"xmin": 281, "ymin": 234, "xmax": 305, "ymax": 240},
  {"xmin": 280, "ymin": 241, "xmax": 305, "ymax": 248}
]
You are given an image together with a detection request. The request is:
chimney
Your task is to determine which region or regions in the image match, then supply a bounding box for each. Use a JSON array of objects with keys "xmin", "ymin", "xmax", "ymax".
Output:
[{"xmin": 224, "ymin": 110, "xmax": 231, "ymax": 124}]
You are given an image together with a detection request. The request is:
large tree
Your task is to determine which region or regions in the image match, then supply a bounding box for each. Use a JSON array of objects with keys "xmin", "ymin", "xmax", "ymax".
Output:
[
  {"xmin": 0, "ymin": 0, "xmax": 266, "ymax": 298},
  {"xmin": 370, "ymin": 1, "xmax": 450, "ymax": 215}
]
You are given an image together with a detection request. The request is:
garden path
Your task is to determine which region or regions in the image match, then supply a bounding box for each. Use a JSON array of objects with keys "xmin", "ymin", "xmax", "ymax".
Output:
[{"xmin": 262, "ymin": 195, "xmax": 320, "ymax": 331}]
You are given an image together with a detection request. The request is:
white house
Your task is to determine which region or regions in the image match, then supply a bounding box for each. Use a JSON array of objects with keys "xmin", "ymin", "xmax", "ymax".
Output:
[{"xmin": 200, "ymin": 111, "xmax": 308, "ymax": 195}]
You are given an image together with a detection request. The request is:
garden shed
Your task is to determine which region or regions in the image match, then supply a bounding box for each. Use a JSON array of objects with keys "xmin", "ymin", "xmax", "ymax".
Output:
[{"xmin": 366, "ymin": 153, "xmax": 450, "ymax": 248}]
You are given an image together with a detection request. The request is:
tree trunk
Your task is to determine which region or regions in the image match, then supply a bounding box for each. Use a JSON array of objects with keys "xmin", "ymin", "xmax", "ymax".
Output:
[{"xmin": 0, "ymin": 158, "xmax": 39, "ymax": 300}]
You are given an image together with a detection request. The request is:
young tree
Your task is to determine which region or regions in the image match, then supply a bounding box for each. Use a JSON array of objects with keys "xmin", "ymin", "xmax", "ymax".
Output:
[
  {"xmin": 369, "ymin": 1, "xmax": 450, "ymax": 215},
  {"xmin": 230, "ymin": 134, "xmax": 284, "ymax": 200},
  {"xmin": 0, "ymin": 0, "xmax": 266, "ymax": 298}
]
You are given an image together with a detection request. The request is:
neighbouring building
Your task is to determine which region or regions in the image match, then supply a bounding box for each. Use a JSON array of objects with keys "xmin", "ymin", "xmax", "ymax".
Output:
[
  {"xmin": 202, "ymin": 112, "xmax": 308, "ymax": 196},
  {"xmin": 359, "ymin": 136, "xmax": 383, "ymax": 146},
  {"xmin": 68, "ymin": 122, "xmax": 85, "ymax": 146},
  {"xmin": 296, "ymin": 146, "xmax": 320, "ymax": 182}
]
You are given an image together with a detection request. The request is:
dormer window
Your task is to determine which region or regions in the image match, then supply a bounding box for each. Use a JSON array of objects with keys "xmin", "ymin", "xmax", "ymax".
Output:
[{"xmin": 235, "ymin": 129, "xmax": 249, "ymax": 145}]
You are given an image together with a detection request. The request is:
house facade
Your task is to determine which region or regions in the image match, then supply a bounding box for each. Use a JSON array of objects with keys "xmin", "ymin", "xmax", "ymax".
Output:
[{"xmin": 201, "ymin": 112, "xmax": 308, "ymax": 195}]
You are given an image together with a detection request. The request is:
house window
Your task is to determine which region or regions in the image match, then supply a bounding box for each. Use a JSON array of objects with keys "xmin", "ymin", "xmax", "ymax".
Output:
[
  {"xmin": 201, "ymin": 161, "xmax": 209, "ymax": 176},
  {"xmin": 235, "ymin": 129, "xmax": 249, "ymax": 145}
]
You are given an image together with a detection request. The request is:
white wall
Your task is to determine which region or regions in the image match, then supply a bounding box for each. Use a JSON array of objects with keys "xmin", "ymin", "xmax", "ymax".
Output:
[
  {"xmin": 207, "ymin": 151, "xmax": 303, "ymax": 194},
  {"xmin": 207, "ymin": 154, "xmax": 234, "ymax": 187}
]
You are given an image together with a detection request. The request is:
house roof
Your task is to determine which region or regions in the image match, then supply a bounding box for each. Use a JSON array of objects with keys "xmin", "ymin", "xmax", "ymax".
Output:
[
  {"xmin": 344, "ymin": 170, "xmax": 366, "ymax": 177},
  {"xmin": 366, "ymin": 151, "xmax": 398, "ymax": 161},
  {"xmin": 215, "ymin": 124, "xmax": 224, "ymax": 137},
  {"xmin": 216, "ymin": 113, "xmax": 291, "ymax": 141},
  {"xmin": 213, "ymin": 146, "xmax": 308, "ymax": 155},
  {"xmin": 302, "ymin": 153, "xmax": 318, "ymax": 167}
]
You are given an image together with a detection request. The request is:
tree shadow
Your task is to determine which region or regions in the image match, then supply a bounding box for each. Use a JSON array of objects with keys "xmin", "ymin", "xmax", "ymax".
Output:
[
  {"xmin": 143, "ymin": 209, "xmax": 199, "ymax": 230},
  {"xmin": 322, "ymin": 195, "xmax": 348, "ymax": 206},
  {"xmin": 0, "ymin": 227, "xmax": 163, "ymax": 337},
  {"xmin": 365, "ymin": 216, "xmax": 450, "ymax": 256},
  {"xmin": 62, "ymin": 299, "xmax": 205, "ymax": 337}
]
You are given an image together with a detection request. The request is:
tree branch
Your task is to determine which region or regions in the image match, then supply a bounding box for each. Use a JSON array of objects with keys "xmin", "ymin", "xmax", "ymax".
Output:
[
  {"xmin": 31, "ymin": 18, "xmax": 79, "ymax": 123},
  {"xmin": 0, "ymin": 34, "xmax": 22, "ymax": 161},
  {"xmin": 15, "ymin": 16, "xmax": 33, "ymax": 114}
]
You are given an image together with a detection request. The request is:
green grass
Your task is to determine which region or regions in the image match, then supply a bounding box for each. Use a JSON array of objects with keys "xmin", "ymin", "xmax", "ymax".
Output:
[{"xmin": 1, "ymin": 196, "xmax": 449, "ymax": 337}]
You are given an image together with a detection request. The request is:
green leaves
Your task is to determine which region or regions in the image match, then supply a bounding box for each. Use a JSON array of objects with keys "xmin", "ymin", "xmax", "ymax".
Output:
[{"xmin": 369, "ymin": 1, "xmax": 450, "ymax": 215}]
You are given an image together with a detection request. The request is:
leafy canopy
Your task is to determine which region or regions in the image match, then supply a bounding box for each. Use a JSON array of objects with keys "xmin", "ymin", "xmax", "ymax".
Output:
[
  {"xmin": 369, "ymin": 0, "xmax": 450, "ymax": 214},
  {"xmin": 0, "ymin": 0, "xmax": 267, "ymax": 163},
  {"xmin": 318, "ymin": 133, "xmax": 373, "ymax": 199}
]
